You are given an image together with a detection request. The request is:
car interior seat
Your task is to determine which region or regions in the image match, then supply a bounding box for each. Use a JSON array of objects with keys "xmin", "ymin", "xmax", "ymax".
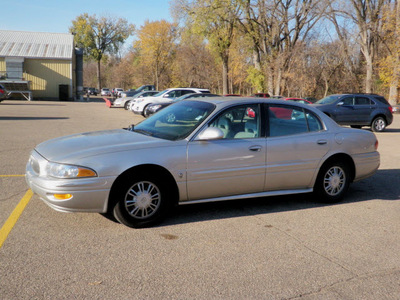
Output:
[
  {"xmin": 217, "ymin": 117, "xmax": 232, "ymax": 138},
  {"xmin": 234, "ymin": 119, "xmax": 258, "ymax": 138}
]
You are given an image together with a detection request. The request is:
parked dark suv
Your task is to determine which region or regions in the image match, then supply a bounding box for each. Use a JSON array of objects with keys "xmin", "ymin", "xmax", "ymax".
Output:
[{"xmin": 313, "ymin": 93, "xmax": 393, "ymax": 132}]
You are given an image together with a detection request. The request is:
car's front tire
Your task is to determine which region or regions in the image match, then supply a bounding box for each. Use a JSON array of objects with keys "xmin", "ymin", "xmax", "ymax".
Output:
[
  {"xmin": 112, "ymin": 173, "xmax": 172, "ymax": 228},
  {"xmin": 142, "ymin": 105, "xmax": 149, "ymax": 117},
  {"xmin": 314, "ymin": 160, "xmax": 350, "ymax": 203},
  {"xmin": 371, "ymin": 116, "xmax": 387, "ymax": 132}
]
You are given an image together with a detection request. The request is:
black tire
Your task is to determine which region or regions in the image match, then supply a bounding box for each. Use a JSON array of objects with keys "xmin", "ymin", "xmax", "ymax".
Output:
[
  {"xmin": 142, "ymin": 105, "xmax": 149, "ymax": 117},
  {"xmin": 314, "ymin": 160, "xmax": 350, "ymax": 203},
  {"xmin": 371, "ymin": 116, "xmax": 387, "ymax": 132},
  {"xmin": 112, "ymin": 173, "xmax": 172, "ymax": 228},
  {"xmin": 124, "ymin": 101, "xmax": 130, "ymax": 110}
]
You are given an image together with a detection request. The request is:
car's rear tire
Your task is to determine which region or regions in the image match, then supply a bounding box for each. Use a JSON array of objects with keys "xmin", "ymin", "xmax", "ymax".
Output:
[
  {"xmin": 124, "ymin": 101, "xmax": 130, "ymax": 110},
  {"xmin": 371, "ymin": 116, "xmax": 387, "ymax": 132},
  {"xmin": 314, "ymin": 160, "xmax": 350, "ymax": 203},
  {"xmin": 112, "ymin": 173, "xmax": 172, "ymax": 228}
]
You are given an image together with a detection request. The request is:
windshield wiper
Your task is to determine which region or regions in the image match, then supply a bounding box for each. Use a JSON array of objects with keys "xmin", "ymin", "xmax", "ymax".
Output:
[
  {"xmin": 134, "ymin": 129, "xmax": 153, "ymax": 136},
  {"xmin": 123, "ymin": 124, "xmax": 135, "ymax": 131}
]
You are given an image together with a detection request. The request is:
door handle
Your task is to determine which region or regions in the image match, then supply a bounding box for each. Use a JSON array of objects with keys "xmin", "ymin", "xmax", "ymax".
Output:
[
  {"xmin": 317, "ymin": 140, "xmax": 327, "ymax": 145},
  {"xmin": 249, "ymin": 145, "xmax": 262, "ymax": 152}
]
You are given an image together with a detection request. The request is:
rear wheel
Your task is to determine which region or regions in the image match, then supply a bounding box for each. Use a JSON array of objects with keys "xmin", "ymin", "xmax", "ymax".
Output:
[
  {"xmin": 314, "ymin": 160, "xmax": 350, "ymax": 203},
  {"xmin": 124, "ymin": 101, "xmax": 130, "ymax": 110},
  {"xmin": 112, "ymin": 173, "xmax": 172, "ymax": 228},
  {"xmin": 371, "ymin": 117, "xmax": 386, "ymax": 132}
]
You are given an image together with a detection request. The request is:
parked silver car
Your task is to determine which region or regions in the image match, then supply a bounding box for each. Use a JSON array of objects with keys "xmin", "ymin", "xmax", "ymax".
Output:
[{"xmin": 26, "ymin": 98, "xmax": 380, "ymax": 228}]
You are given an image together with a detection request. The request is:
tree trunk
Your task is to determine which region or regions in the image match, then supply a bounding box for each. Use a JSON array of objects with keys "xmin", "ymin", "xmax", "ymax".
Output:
[
  {"xmin": 97, "ymin": 60, "xmax": 101, "ymax": 90},
  {"xmin": 275, "ymin": 67, "xmax": 282, "ymax": 96},
  {"xmin": 266, "ymin": 62, "xmax": 274, "ymax": 96},
  {"xmin": 222, "ymin": 54, "xmax": 229, "ymax": 95},
  {"xmin": 389, "ymin": 1, "xmax": 400, "ymax": 106},
  {"xmin": 253, "ymin": 49, "xmax": 263, "ymax": 93},
  {"xmin": 155, "ymin": 63, "xmax": 159, "ymax": 91},
  {"xmin": 365, "ymin": 53, "xmax": 373, "ymax": 93}
]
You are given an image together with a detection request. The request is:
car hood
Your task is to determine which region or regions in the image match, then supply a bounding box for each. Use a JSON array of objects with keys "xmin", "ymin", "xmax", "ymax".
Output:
[{"xmin": 35, "ymin": 129, "xmax": 172, "ymax": 163}]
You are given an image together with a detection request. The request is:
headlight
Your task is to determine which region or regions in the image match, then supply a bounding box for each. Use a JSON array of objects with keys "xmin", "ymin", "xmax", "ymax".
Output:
[{"xmin": 46, "ymin": 162, "xmax": 97, "ymax": 179}]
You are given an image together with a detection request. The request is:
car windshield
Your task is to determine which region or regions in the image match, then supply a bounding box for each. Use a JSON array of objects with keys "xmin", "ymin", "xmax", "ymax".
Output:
[
  {"xmin": 133, "ymin": 101, "xmax": 215, "ymax": 140},
  {"xmin": 172, "ymin": 94, "xmax": 191, "ymax": 103},
  {"xmin": 316, "ymin": 95, "xmax": 340, "ymax": 104},
  {"xmin": 152, "ymin": 90, "xmax": 168, "ymax": 97}
]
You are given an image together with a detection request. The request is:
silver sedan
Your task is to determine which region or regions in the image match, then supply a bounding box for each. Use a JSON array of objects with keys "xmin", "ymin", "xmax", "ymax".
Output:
[{"xmin": 26, "ymin": 98, "xmax": 380, "ymax": 228}]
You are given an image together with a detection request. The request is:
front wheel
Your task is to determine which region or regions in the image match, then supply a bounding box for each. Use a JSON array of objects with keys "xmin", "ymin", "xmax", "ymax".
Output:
[
  {"xmin": 314, "ymin": 161, "xmax": 350, "ymax": 203},
  {"xmin": 112, "ymin": 174, "xmax": 171, "ymax": 228},
  {"xmin": 142, "ymin": 105, "xmax": 149, "ymax": 117},
  {"xmin": 371, "ymin": 117, "xmax": 387, "ymax": 132}
]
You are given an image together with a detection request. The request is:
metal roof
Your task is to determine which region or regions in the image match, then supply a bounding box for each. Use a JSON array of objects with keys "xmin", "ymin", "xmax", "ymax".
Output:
[{"xmin": 0, "ymin": 30, "xmax": 74, "ymax": 60}]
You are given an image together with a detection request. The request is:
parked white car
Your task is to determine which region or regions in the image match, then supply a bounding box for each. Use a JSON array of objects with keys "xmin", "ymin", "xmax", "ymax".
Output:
[
  {"xmin": 113, "ymin": 91, "xmax": 159, "ymax": 109},
  {"xmin": 132, "ymin": 88, "xmax": 210, "ymax": 116},
  {"xmin": 112, "ymin": 88, "xmax": 124, "ymax": 97},
  {"xmin": 101, "ymin": 88, "xmax": 111, "ymax": 96}
]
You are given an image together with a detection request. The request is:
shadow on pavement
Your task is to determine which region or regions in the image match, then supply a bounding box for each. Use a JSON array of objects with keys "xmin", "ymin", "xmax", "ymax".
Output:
[
  {"xmin": 159, "ymin": 168, "xmax": 399, "ymax": 227},
  {"xmin": 0, "ymin": 116, "xmax": 69, "ymax": 120}
]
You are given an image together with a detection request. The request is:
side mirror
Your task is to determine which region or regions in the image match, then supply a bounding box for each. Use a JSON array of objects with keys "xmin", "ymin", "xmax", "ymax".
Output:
[{"xmin": 195, "ymin": 127, "xmax": 224, "ymax": 141}]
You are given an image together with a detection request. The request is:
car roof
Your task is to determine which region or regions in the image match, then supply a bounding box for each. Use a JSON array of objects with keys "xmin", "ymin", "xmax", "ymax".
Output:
[
  {"xmin": 165, "ymin": 87, "xmax": 210, "ymax": 91},
  {"xmin": 187, "ymin": 96, "xmax": 312, "ymax": 108},
  {"xmin": 182, "ymin": 96, "xmax": 339, "ymax": 130}
]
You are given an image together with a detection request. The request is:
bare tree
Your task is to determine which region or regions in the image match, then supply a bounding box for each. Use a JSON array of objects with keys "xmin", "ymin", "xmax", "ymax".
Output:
[
  {"xmin": 327, "ymin": 0, "xmax": 388, "ymax": 93},
  {"xmin": 239, "ymin": 0, "xmax": 325, "ymax": 96},
  {"xmin": 388, "ymin": 1, "xmax": 400, "ymax": 105}
]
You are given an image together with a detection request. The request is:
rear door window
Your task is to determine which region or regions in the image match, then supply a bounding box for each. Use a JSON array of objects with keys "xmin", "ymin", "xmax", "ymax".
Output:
[
  {"xmin": 268, "ymin": 105, "xmax": 323, "ymax": 137},
  {"xmin": 355, "ymin": 97, "xmax": 371, "ymax": 105}
]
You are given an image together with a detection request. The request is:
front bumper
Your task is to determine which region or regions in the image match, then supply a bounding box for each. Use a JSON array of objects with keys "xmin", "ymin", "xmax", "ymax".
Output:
[
  {"xmin": 132, "ymin": 107, "xmax": 143, "ymax": 115},
  {"xmin": 26, "ymin": 151, "xmax": 117, "ymax": 213}
]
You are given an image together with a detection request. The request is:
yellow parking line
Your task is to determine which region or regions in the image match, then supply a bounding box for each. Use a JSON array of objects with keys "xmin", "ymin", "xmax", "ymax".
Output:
[{"xmin": 0, "ymin": 189, "xmax": 33, "ymax": 249}]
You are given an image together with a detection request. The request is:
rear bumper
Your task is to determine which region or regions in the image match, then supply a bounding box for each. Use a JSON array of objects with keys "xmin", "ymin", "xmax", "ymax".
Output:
[{"xmin": 353, "ymin": 151, "xmax": 380, "ymax": 181}]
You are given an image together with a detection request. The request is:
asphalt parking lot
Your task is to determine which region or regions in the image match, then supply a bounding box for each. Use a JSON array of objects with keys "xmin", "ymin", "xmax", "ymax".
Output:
[{"xmin": 1, "ymin": 99, "xmax": 399, "ymax": 299}]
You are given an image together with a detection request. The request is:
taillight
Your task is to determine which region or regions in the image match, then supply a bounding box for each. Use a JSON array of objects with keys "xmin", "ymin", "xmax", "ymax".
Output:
[
  {"xmin": 375, "ymin": 139, "xmax": 379, "ymax": 150},
  {"xmin": 0, "ymin": 89, "xmax": 4, "ymax": 94},
  {"xmin": 389, "ymin": 106, "xmax": 393, "ymax": 113}
]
